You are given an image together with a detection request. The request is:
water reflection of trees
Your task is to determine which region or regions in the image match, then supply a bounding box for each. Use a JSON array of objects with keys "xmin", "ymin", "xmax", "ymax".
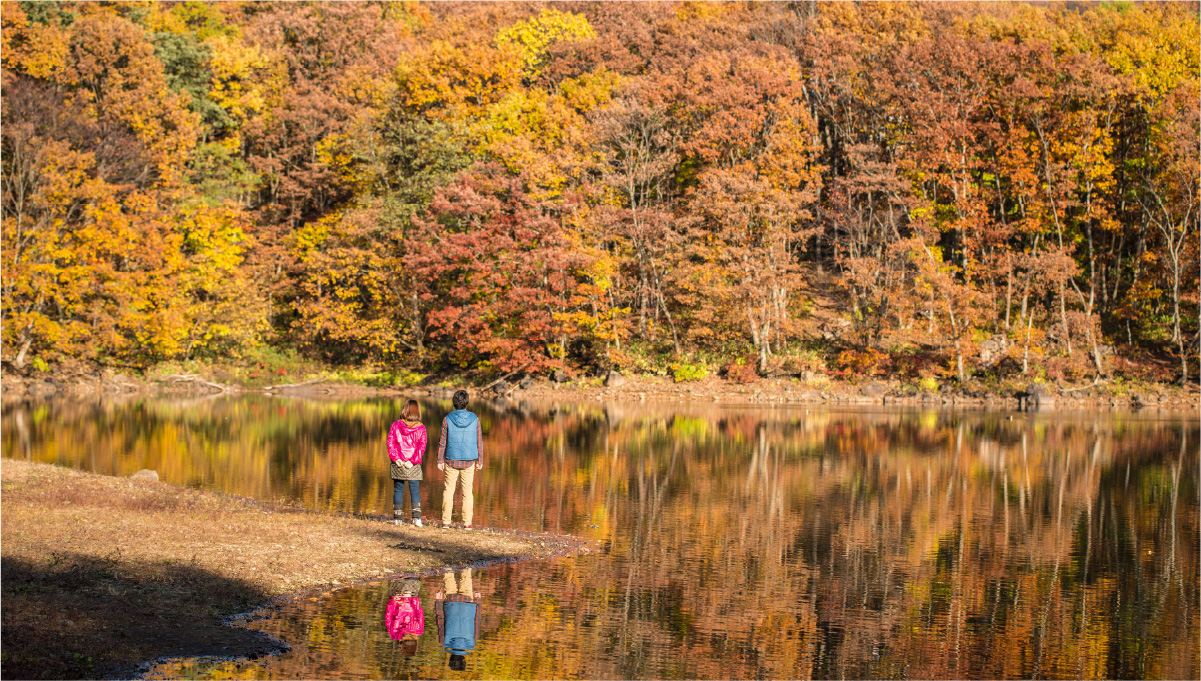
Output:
[
  {"xmin": 7, "ymin": 400, "xmax": 1196, "ymax": 679},
  {"xmin": 486, "ymin": 408, "xmax": 1198, "ymax": 680}
]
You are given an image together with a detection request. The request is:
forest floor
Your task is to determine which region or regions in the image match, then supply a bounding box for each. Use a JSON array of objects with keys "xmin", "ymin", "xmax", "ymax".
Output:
[{"xmin": 0, "ymin": 460, "xmax": 591, "ymax": 679}]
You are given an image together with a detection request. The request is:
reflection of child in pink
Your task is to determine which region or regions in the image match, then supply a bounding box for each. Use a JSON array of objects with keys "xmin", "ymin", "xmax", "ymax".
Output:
[{"xmin": 385, "ymin": 579, "xmax": 424, "ymax": 657}]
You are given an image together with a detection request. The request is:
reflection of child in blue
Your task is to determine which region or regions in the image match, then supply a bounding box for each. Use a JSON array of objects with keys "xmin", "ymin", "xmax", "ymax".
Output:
[{"xmin": 436, "ymin": 568, "xmax": 481, "ymax": 671}]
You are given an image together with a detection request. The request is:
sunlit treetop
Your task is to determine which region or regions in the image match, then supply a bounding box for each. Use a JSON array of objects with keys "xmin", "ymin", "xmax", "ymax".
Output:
[{"xmin": 495, "ymin": 8, "xmax": 596, "ymax": 77}]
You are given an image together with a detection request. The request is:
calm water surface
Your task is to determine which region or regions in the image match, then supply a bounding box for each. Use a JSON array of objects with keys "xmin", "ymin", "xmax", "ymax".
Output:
[{"xmin": 3, "ymin": 396, "xmax": 1197, "ymax": 679}]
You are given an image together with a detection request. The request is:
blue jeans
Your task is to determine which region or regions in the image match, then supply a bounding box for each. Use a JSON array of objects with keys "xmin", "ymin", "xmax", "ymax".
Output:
[{"xmin": 394, "ymin": 479, "xmax": 420, "ymax": 514}]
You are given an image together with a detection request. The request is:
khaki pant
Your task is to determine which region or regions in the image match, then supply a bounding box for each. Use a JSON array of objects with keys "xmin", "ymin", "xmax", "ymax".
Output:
[
  {"xmin": 443, "ymin": 568, "xmax": 473, "ymax": 596},
  {"xmin": 442, "ymin": 464, "xmax": 476, "ymax": 525}
]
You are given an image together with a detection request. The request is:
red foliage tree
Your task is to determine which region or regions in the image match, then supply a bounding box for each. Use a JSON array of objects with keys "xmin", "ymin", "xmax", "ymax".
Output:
[{"xmin": 406, "ymin": 164, "xmax": 578, "ymax": 372}]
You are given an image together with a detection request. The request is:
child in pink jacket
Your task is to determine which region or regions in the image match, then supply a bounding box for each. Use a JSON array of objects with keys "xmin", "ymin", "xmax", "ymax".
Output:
[{"xmin": 388, "ymin": 400, "xmax": 428, "ymax": 525}]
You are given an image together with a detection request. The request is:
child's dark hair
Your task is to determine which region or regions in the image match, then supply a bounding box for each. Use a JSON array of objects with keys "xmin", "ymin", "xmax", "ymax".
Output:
[
  {"xmin": 452, "ymin": 390, "xmax": 469, "ymax": 410},
  {"xmin": 449, "ymin": 653, "xmax": 467, "ymax": 671}
]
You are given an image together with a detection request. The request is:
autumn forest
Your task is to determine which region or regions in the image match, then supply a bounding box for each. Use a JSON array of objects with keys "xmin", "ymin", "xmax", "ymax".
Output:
[{"xmin": 2, "ymin": 1, "xmax": 1198, "ymax": 385}]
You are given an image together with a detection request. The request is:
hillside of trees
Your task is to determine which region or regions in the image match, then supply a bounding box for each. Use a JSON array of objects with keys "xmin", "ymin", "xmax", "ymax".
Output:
[{"xmin": 2, "ymin": 1, "xmax": 1198, "ymax": 386}]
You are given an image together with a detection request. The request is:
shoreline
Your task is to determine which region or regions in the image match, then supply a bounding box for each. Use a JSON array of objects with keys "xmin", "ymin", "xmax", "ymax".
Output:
[
  {"xmin": 490, "ymin": 374, "xmax": 1200, "ymax": 412},
  {"xmin": 0, "ymin": 461, "xmax": 592, "ymax": 679},
  {"xmin": 2, "ymin": 369, "xmax": 1197, "ymax": 413}
]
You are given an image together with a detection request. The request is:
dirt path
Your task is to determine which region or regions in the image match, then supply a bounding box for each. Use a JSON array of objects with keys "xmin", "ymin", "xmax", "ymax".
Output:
[{"xmin": 0, "ymin": 461, "xmax": 589, "ymax": 678}]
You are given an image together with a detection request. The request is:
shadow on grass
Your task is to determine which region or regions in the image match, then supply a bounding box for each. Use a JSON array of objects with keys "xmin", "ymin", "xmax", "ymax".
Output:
[
  {"xmin": 355, "ymin": 520, "xmax": 592, "ymax": 570},
  {"xmin": 1, "ymin": 553, "xmax": 282, "ymax": 679}
]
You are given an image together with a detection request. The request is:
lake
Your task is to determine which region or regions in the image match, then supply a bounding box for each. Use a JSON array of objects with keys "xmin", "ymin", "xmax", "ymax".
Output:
[{"xmin": 3, "ymin": 396, "xmax": 1197, "ymax": 679}]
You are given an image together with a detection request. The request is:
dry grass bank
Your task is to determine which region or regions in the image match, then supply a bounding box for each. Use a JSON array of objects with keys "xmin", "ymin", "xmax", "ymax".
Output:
[{"xmin": 0, "ymin": 460, "xmax": 587, "ymax": 678}]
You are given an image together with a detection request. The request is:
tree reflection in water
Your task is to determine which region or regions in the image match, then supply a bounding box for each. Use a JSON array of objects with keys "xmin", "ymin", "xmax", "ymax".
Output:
[{"xmin": 6, "ymin": 397, "xmax": 1195, "ymax": 679}]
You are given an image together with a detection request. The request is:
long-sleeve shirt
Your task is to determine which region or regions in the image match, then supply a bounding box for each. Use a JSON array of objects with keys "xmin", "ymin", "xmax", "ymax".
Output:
[{"xmin": 436, "ymin": 416, "xmax": 483, "ymax": 469}]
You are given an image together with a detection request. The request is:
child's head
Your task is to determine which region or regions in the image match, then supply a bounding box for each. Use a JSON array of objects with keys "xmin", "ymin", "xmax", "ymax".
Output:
[
  {"xmin": 402, "ymin": 399, "xmax": 421, "ymax": 421},
  {"xmin": 399, "ymin": 578, "xmax": 421, "ymax": 597},
  {"xmin": 449, "ymin": 653, "xmax": 467, "ymax": 671},
  {"xmin": 452, "ymin": 390, "xmax": 469, "ymax": 410}
]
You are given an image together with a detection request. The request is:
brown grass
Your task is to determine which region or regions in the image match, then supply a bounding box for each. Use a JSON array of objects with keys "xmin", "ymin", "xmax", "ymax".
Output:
[{"xmin": 0, "ymin": 460, "xmax": 588, "ymax": 678}]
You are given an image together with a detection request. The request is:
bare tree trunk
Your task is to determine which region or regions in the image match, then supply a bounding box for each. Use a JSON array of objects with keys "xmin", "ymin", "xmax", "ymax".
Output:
[
  {"xmin": 759, "ymin": 329, "xmax": 769, "ymax": 375},
  {"xmin": 1060, "ymin": 286, "xmax": 1072, "ymax": 356},
  {"xmin": 1174, "ymin": 270, "xmax": 1186, "ymax": 383},
  {"xmin": 956, "ymin": 340, "xmax": 965, "ymax": 383},
  {"xmin": 13, "ymin": 337, "xmax": 32, "ymax": 370}
]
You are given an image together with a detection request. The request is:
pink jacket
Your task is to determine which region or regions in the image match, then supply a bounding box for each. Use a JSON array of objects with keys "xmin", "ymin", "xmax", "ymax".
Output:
[
  {"xmin": 385, "ymin": 595, "xmax": 425, "ymax": 640},
  {"xmin": 388, "ymin": 420, "xmax": 428, "ymax": 466}
]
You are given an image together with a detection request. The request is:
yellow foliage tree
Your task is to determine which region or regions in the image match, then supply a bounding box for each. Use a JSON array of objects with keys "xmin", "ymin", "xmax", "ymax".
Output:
[{"xmin": 495, "ymin": 8, "xmax": 596, "ymax": 77}]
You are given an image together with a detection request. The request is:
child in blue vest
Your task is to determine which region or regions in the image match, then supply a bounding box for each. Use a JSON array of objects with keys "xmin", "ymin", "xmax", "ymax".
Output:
[
  {"xmin": 436, "ymin": 568, "xmax": 481, "ymax": 671},
  {"xmin": 437, "ymin": 390, "xmax": 483, "ymax": 528}
]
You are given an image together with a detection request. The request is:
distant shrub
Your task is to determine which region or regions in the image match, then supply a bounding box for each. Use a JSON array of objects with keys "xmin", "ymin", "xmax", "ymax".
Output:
[
  {"xmin": 437, "ymin": 375, "xmax": 467, "ymax": 388},
  {"xmin": 835, "ymin": 348, "xmax": 887, "ymax": 377},
  {"xmin": 336, "ymin": 369, "xmax": 377, "ymax": 385},
  {"xmin": 765, "ymin": 346, "xmax": 827, "ymax": 377},
  {"xmin": 389, "ymin": 371, "xmax": 426, "ymax": 387},
  {"xmin": 671, "ymin": 362, "xmax": 709, "ymax": 382},
  {"xmin": 242, "ymin": 345, "xmax": 311, "ymax": 374},
  {"xmin": 331, "ymin": 368, "xmax": 426, "ymax": 387},
  {"xmin": 886, "ymin": 345, "xmax": 945, "ymax": 378},
  {"xmin": 723, "ymin": 357, "xmax": 759, "ymax": 384}
]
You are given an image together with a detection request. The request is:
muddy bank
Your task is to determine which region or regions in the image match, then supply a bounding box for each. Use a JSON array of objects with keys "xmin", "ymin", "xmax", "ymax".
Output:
[{"xmin": 0, "ymin": 461, "xmax": 591, "ymax": 679}]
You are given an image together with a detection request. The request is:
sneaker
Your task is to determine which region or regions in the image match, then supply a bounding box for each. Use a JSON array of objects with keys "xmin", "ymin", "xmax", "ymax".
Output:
[
  {"xmin": 462, "ymin": 524, "xmax": 472, "ymax": 530},
  {"xmin": 413, "ymin": 518, "xmax": 423, "ymax": 527},
  {"xmin": 442, "ymin": 522, "xmax": 452, "ymax": 529}
]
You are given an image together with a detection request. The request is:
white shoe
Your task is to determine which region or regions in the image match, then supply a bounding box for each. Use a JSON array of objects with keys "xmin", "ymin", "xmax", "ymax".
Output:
[{"xmin": 413, "ymin": 518, "xmax": 423, "ymax": 527}]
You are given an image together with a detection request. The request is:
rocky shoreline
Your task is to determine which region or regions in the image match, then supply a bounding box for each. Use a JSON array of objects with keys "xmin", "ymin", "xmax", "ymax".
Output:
[
  {"xmin": 414, "ymin": 372, "xmax": 1198, "ymax": 413},
  {"xmin": 0, "ymin": 370, "xmax": 393, "ymax": 404},
  {"xmin": 3, "ymin": 368, "xmax": 1197, "ymax": 413}
]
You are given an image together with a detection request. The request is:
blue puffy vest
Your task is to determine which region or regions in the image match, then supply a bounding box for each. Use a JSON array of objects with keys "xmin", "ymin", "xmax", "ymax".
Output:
[
  {"xmin": 443, "ymin": 601, "xmax": 477, "ymax": 652},
  {"xmin": 444, "ymin": 410, "xmax": 479, "ymax": 461}
]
